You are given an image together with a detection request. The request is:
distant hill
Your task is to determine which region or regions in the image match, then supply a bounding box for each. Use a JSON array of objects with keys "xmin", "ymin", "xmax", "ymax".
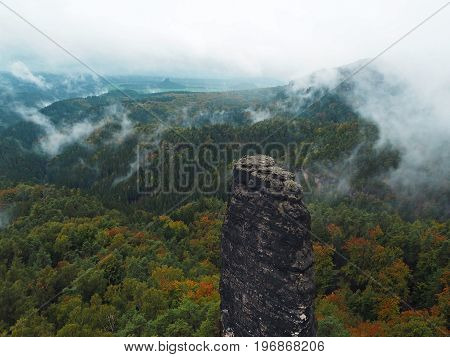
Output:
[
  {"xmin": 158, "ymin": 78, "xmax": 186, "ymax": 89},
  {"xmin": 0, "ymin": 61, "xmax": 448, "ymax": 338}
]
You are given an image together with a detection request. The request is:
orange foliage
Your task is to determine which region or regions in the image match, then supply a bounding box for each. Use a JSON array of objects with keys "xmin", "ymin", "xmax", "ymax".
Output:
[
  {"xmin": 313, "ymin": 243, "xmax": 334, "ymax": 257},
  {"xmin": 433, "ymin": 234, "xmax": 446, "ymax": 244},
  {"xmin": 325, "ymin": 291, "xmax": 345, "ymax": 306},
  {"xmin": 432, "ymin": 270, "xmax": 450, "ymax": 318},
  {"xmin": 152, "ymin": 266, "xmax": 184, "ymax": 291},
  {"xmin": 343, "ymin": 237, "xmax": 374, "ymax": 265},
  {"xmin": 134, "ymin": 231, "xmax": 146, "ymax": 239},
  {"xmin": 316, "ymin": 290, "xmax": 357, "ymax": 329},
  {"xmin": 377, "ymin": 259, "xmax": 410, "ymax": 294},
  {"xmin": 186, "ymin": 281, "xmax": 218, "ymax": 301},
  {"xmin": 156, "ymin": 246, "xmax": 167, "ymax": 259},
  {"xmin": 106, "ymin": 226, "xmax": 127, "ymax": 237},
  {"xmin": 377, "ymin": 296, "xmax": 400, "ymax": 321},
  {"xmin": 183, "ymin": 280, "xmax": 196, "ymax": 289},
  {"xmin": 194, "ymin": 281, "xmax": 215, "ymax": 299},
  {"xmin": 350, "ymin": 321, "xmax": 386, "ymax": 336},
  {"xmin": 98, "ymin": 253, "xmax": 114, "ymax": 266},
  {"xmin": 344, "ymin": 237, "xmax": 369, "ymax": 250},
  {"xmin": 327, "ymin": 223, "xmax": 343, "ymax": 237},
  {"xmin": 56, "ymin": 260, "xmax": 69, "ymax": 268},
  {"xmin": 440, "ymin": 270, "xmax": 450, "ymax": 286},
  {"xmin": 0, "ymin": 187, "xmax": 18, "ymax": 202},
  {"xmin": 368, "ymin": 225, "xmax": 383, "ymax": 240}
]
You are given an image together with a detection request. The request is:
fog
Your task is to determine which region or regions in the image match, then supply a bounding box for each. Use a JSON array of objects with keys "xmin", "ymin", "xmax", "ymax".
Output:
[
  {"xmin": 14, "ymin": 104, "xmax": 135, "ymax": 156},
  {"xmin": 14, "ymin": 105, "xmax": 99, "ymax": 156},
  {"xmin": 1, "ymin": 0, "xmax": 449, "ymax": 192},
  {"xmin": 285, "ymin": 59, "xmax": 450, "ymax": 194},
  {"xmin": 347, "ymin": 62, "xmax": 450, "ymax": 190},
  {"xmin": 1, "ymin": 1, "xmax": 448, "ymax": 80},
  {"xmin": 0, "ymin": 208, "xmax": 12, "ymax": 229},
  {"xmin": 9, "ymin": 61, "xmax": 51, "ymax": 89}
]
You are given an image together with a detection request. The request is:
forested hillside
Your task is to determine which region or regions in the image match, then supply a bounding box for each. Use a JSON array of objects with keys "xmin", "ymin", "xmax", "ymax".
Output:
[{"xmin": 0, "ymin": 79, "xmax": 448, "ymax": 336}]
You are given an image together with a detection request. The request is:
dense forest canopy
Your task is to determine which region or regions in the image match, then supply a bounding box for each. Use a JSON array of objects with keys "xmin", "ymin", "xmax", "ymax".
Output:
[{"xmin": 0, "ymin": 72, "xmax": 448, "ymax": 336}]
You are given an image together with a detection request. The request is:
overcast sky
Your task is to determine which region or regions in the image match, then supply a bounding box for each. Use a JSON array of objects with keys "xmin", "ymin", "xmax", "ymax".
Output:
[{"xmin": 0, "ymin": 0, "xmax": 449, "ymax": 79}]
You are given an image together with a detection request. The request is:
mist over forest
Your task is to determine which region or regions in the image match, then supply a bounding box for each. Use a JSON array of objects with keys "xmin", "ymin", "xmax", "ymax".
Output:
[{"xmin": 0, "ymin": 0, "xmax": 448, "ymax": 339}]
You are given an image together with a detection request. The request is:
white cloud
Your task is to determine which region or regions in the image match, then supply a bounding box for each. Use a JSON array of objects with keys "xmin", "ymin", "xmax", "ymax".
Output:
[
  {"xmin": 245, "ymin": 108, "xmax": 272, "ymax": 123},
  {"xmin": 0, "ymin": 0, "xmax": 448, "ymax": 79},
  {"xmin": 288, "ymin": 60, "xmax": 450, "ymax": 192},
  {"xmin": 9, "ymin": 61, "xmax": 51, "ymax": 89},
  {"xmin": 112, "ymin": 155, "xmax": 138, "ymax": 187},
  {"xmin": 0, "ymin": 209, "xmax": 12, "ymax": 229},
  {"xmin": 14, "ymin": 103, "xmax": 137, "ymax": 156},
  {"xmin": 1, "ymin": 0, "xmax": 449, "ymax": 192},
  {"xmin": 348, "ymin": 62, "xmax": 450, "ymax": 190},
  {"xmin": 15, "ymin": 105, "xmax": 98, "ymax": 156},
  {"xmin": 104, "ymin": 104, "xmax": 134, "ymax": 143}
]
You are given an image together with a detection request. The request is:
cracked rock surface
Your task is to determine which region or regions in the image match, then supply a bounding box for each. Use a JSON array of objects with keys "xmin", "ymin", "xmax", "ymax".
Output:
[{"xmin": 220, "ymin": 155, "xmax": 316, "ymax": 336}]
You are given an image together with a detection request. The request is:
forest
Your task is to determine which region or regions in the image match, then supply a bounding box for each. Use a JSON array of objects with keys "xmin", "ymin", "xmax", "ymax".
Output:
[{"xmin": 0, "ymin": 80, "xmax": 448, "ymax": 336}]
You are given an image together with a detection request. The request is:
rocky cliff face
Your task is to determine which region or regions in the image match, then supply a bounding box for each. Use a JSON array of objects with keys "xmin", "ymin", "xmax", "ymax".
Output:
[{"xmin": 220, "ymin": 155, "xmax": 316, "ymax": 336}]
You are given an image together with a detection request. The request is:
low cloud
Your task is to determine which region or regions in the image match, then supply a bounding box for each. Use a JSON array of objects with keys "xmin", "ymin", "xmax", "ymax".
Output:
[
  {"xmin": 9, "ymin": 61, "xmax": 51, "ymax": 90},
  {"xmin": 0, "ymin": 208, "xmax": 12, "ymax": 229},
  {"xmin": 104, "ymin": 104, "xmax": 134, "ymax": 143},
  {"xmin": 14, "ymin": 102, "xmax": 137, "ymax": 156},
  {"xmin": 15, "ymin": 105, "xmax": 100, "ymax": 156},
  {"xmin": 112, "ymin": 154, "xmax": 139, "ymax": 187},
  {"xmin": 289, "ymin": 60, "xmax": 450, "ymax": 194},
  {"xmin": 245, "ymin": 108, "xmax": 272, "ymax": 123},
  {"xmin": 1, "ymin": 1, "xmax": 447, "ymax": 80},
  {"xmin": 347, "ymin": 63, "xmax": 450, "ymax": 191}
]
